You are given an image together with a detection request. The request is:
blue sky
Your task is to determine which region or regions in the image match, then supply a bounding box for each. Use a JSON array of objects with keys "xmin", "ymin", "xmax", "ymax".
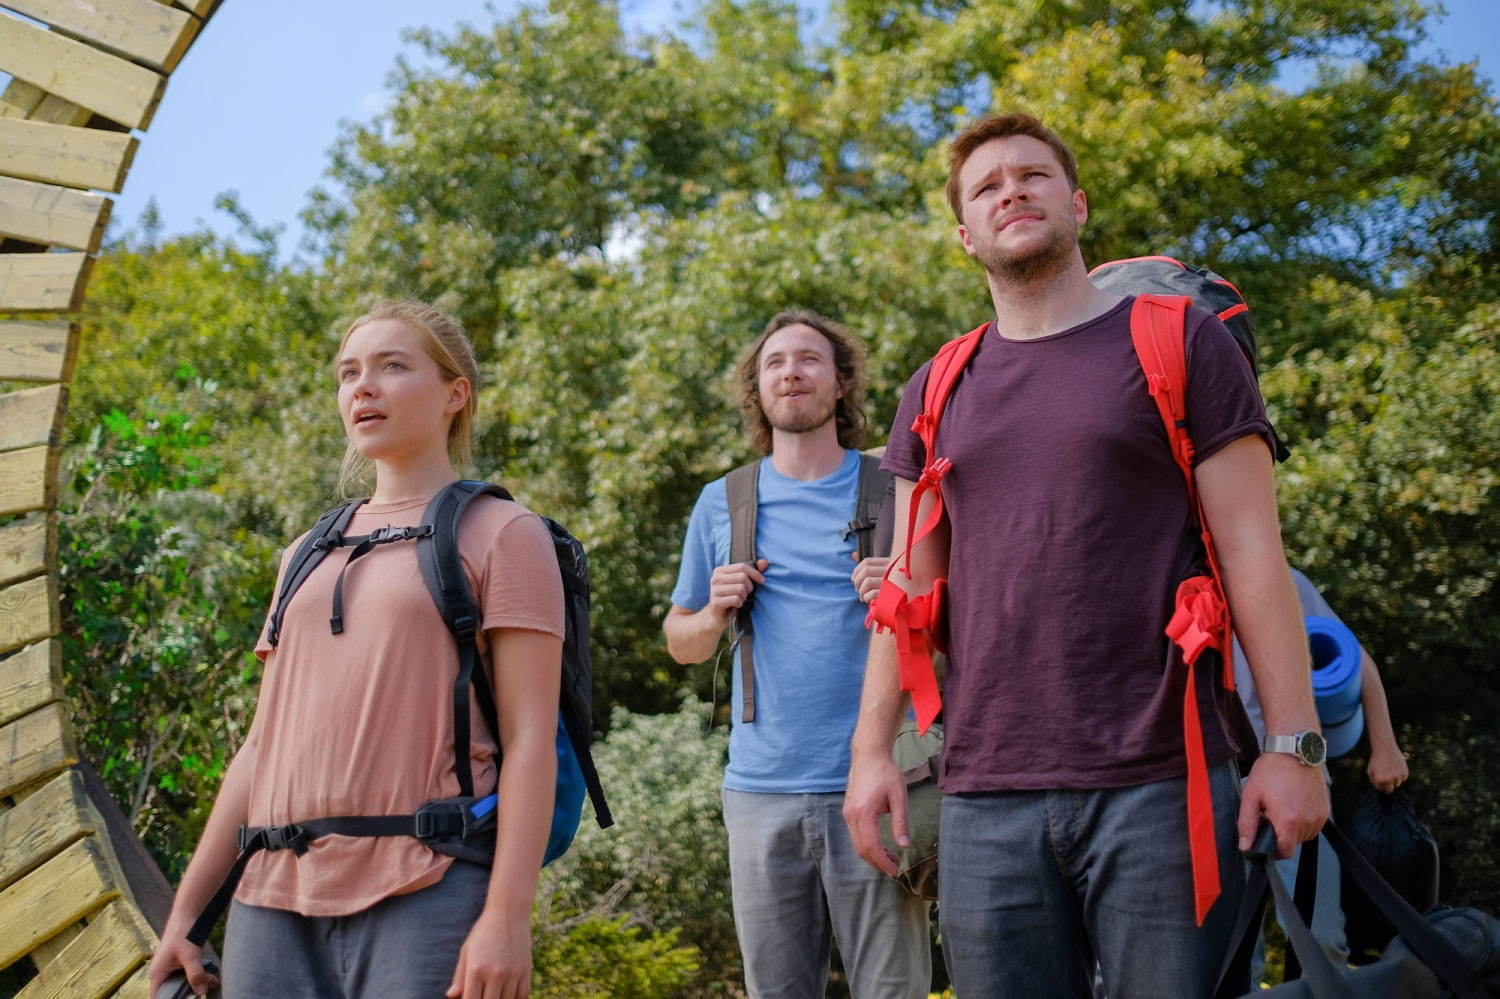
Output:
[{"xmin": 66, "ymin": 0, "xmax": 1500, "ymax": 254}]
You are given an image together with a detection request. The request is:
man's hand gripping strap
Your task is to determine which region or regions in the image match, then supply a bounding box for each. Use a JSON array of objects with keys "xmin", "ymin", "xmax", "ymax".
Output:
[{"xmin": 866, "ymin": 577, "xmax": 946, "ymax": 733}]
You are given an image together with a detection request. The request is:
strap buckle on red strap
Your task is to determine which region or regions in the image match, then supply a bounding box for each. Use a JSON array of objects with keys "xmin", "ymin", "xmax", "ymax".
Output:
[
  {"xmin": 1165, "ymin": 574, "xmax": 1227, "ymax": 666},
  {"xmin": 917, "ymin": 457, "xmax": 952, "ymax": 490},
  {"xmin": 866, "ymin": 578, "xmax": 945, "ymax": 734}
]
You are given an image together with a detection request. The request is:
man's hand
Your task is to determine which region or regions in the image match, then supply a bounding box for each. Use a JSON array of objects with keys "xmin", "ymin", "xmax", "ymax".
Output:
[
  {"xmin": 447, "ymin": 907, "xmax": 532, "ymax": 999},
  {"xmin": 1237, "ymin": 753, "xmax": 1330, "ymax": 859},
  {"xmin": 850, "ymin": 556, "xmax": 892, "ymax": 604},
  {"xmin": 708, "ymin": 559, "xmax": 768, "ymax": 615},
  {"xmin": 843, "ymin": 749, "xmax": 908, "ymax": 876},
  {"xmin": 1368, "ymin": 745, "xmax": 1410, "ymax": 794}
]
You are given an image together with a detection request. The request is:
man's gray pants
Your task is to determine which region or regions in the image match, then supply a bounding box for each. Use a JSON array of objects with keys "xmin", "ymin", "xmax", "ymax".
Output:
[
  {"xmin": 221, "ymin": 858, "xmax": 489, "ymax": 998},
  {"xmin": 723, "ymin": 788, "xmax": 931, "ymax": 998}
]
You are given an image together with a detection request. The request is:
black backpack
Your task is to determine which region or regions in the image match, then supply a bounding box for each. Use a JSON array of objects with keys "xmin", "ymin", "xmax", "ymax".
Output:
[
  {"xmin": 722, "ymin": 453, "xmax": 891, "ymax": 723},
  {"xmin": 187, "ymin": 480, "xmax": 612, "ymax": 947},
  {"xmin": 1089, "ymin": 254, "xmax": 1290, "ymax": 462}
]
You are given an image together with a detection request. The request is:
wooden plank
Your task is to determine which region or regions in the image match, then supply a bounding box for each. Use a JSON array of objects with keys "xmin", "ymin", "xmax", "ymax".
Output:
[
  {"xmin": 0, "ymin": 251, "xmax": 91, "ymax": 312},
  {"xmin": 0, "ymin": 445, "xmax": 54, "ymax": 517},
  {"xmin": 0, "ymin": 770, "xmax": 91, "ymax": 891},
  {"xmin": 0, "ymin": 574, "xmax": 58, "ymax": 654},
  {"xmin": 0, "ymin": 384, "xmax": 65, "ymax": 452},
  {"xmin": 77, "ymin": 759, "xmax": 174, "ymax": 934},
  {"xmin": 0, "ymin": 702, "xmax": 75, "ymax": 799},
  {"xmin": 17, "ymin": 900, "xmax": 154, "ymax": 999},
  {"xmin": 0, "ymin": 175, "xmax": 109, "ymax": 251},
  {"xmin": 0, "ymin": 13, "xmax": 166, "ymax": 130},
  {"xmin": 0, "ymin": 637, "xmax": 63, "ymax": 726},
  {"xmin": 30, "ymin": 94, "xmax": 92, "ymax": 127},
  {"xmin": 166, "ymin": 0, "xmax": 213, "ymax": 19},
  {"xmin": 0, "ymin": 320, "xmax": 75, "ymax": 381},
  {"xmin": 0, "ymin": 835, "xmax": 118, "ymax": 968},
  {"xmin": 0, "ymin": 514, "xmax": 54, "ymax": 589},
  {"xmin": 1, "ymin": 0, "xmax": 199, "ymax": 74},
  {"xmin": 0, "ymin": 77, "xmax": 46, "ymax": 118},
  {"xmin": 29, "ymin": 921, "xmax": 82, "ymax": 969},
  {"xmin": 0, "ymin": 117, "xmax": 137, "ymax": 191},
  {"xmin": 110, "ymin": 964, "xmax": 150, "ymax": 999}
]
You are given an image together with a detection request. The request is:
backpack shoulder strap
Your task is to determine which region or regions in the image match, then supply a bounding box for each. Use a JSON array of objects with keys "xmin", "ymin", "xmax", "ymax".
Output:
[
  {"xmin": 415, "ymin": 480, "xmax": 513, "ymax": 798},
  {"xmin": 849, "ymin": 453, "xmax": 893, "ymax": 561},
  {"xmin": 724, "ymin": 460, "xmax": 761, "ymax": 568},
  {"xmin": 1129, "ymin": 293, "xmax": 1195, "ymax": 496},
  {"xmin": 267, "ymin": 499, "xmax": 364, "ymax": 649},
  {"xmin": 722, "ymin": 460, "xmax": 762, "ymax": 723},
  {"xmin": 916, "ymin": 323, "xmax": 987, "ymax": 458}
]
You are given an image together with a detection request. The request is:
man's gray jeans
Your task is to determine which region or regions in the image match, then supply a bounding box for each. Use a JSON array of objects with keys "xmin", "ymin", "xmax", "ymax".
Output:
[{"xmin": 722, "ymin": 788, "xmax": 931, "ymax": 998}]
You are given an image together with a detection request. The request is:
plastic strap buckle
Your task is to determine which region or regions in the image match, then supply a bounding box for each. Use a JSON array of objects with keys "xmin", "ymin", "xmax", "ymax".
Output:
[
  {"xmin": 261, "ymin": 824, "xmax": 309, "ymax": 856},
  {"xmin": 452, "ymin": 615, "xmax": 478, "ymax": 641},
  {"xmin": 842, "ymin": 517, "xmax": 875, "ymax": 542},
  {"xmin": 414, "ymin": 802, "xmax": 468, "ymax": 842},
  {"xmin": 917, "ymin": 458, "xmax": 952, "ymax": 490}
]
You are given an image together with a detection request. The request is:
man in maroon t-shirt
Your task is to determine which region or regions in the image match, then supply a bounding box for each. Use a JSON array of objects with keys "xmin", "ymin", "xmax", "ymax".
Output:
[{"xmin": 843, "ymin": 113, "xmax": 1330, "ymax": 996}]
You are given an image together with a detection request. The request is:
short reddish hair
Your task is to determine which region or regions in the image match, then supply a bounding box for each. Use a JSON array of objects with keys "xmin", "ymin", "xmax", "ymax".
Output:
[{"xmin": 946, "ymin": 112, "xmax": 1080, "ymax": 222}]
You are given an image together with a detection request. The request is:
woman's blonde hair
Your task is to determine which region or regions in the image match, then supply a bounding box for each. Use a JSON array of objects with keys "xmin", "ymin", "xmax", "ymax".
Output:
[{"xmin": 335, "ymin": 299, "xmax": 480, "ymax": 496}]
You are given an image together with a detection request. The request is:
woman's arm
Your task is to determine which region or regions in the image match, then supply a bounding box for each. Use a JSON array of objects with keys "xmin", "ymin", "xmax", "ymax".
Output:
[
  {"xmin": 447, "ymin": 626, "xmax": 562, "ymax": 999},
  {"xmin": 1359, "ymin": 650, "xmax": 1409, "ymax": 792},
  {"xmin": 146, "ymin": 733, "xmax": 258, "ymax": 994}
]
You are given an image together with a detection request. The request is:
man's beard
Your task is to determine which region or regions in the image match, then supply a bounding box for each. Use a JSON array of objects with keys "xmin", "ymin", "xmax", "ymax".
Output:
[
  {"xmin": 766, "ymin": 395, "xmax": 838, "ymax": 436},
  {"xmin": 975, "ymin": 216, "xmax": 1078, "ymax": 284}
]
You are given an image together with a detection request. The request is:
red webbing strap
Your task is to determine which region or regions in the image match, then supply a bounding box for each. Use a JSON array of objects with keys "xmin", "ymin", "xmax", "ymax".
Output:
[
  {"xmin": 1168, "ymin": 574, "xmax": 1227, "ymax": 925},
  {"xmin": 1131, "ymin": 295, "xmax": 1231, "ymax": 926},
  {"xmin": 866, "ymin": 577, "xmax": 945, "ymax": 733},
  {"xmin": 865, "ymin": 322, "xmax": 986, "ymax": 735},
  {"xmin": 899, "ymin": 324, "xmax": 987, "ymax": 580}
]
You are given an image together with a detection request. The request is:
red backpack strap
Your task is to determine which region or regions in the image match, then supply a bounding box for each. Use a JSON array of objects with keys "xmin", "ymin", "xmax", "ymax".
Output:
[
  {"xmin": 1130, "ymin": 294, "xmax": 1234, "ymax": 926},
  {"xmin": 901, "ymin": 323, "xmax": 987, "ymax": 580},
  {"xmin": 867, "ymin": 322, "xmax": 986, "ymax": 733}
]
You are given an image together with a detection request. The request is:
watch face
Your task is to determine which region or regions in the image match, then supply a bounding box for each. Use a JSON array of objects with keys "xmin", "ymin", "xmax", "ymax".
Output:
[{"xmin": 1299, "ymin": 730, "xmax": 1328, "ymax": 765}]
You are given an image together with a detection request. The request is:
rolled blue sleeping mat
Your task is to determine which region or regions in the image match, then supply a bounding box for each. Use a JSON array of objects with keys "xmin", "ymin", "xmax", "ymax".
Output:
[
  {"xmin": 1306, "ymin": 615, "xmax": 1363, "ymax": 726},
  {"xmin": 1324, "ymin": 702, "xmax": 1365, "ymax": 759}
]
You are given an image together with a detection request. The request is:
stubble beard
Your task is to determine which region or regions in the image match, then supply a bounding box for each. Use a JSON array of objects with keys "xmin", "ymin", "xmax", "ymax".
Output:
[{"xmin": 976, "ymin": 215, "xmax": 1079, "ymax": 286}]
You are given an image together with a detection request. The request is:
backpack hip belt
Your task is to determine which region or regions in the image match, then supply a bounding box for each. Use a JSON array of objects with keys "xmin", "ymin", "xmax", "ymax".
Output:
[{"xmin": 186, "ymin": 480, "xmax": 612, "ymax": 946}]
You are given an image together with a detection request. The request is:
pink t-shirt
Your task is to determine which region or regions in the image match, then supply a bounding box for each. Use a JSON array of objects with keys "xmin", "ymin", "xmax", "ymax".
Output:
[{"xmin": 237, "ymin": 492, "xmax": 564, "ymax": 916}]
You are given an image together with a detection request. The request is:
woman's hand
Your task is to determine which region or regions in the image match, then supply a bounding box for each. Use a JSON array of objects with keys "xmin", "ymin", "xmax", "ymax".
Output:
[
  {"xmin": 446, "ymin": 908, "xmax": 532, "ymax": 999},
  {"xmin": 1368, "ymin": 744, "xmax": 1410, "ymax": 794},
  {"xmin": 147, "ymin": 932, "xmax": 218, "ymax": 997}
]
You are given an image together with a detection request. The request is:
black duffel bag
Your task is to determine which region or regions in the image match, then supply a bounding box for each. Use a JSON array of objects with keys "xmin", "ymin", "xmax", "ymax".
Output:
[{"xmin": 1214, "ymin": 820, "xmax": 1499, "ymax": 997}]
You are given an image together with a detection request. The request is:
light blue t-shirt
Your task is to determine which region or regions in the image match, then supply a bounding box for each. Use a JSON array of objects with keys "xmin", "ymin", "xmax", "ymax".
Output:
[
  {"xmin": 671, "ymin": 449, "xmax": 871, "ymax": 793},
  {"xmin": 1233, "ymin": 568, "xmax": 1362, "ymax": 743}
]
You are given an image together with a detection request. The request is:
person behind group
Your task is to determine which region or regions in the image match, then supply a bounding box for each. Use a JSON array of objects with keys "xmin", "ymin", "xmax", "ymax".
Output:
[
  {"xmin": 1235, "ymin": 567, "xmax": 1410, "ymax": 980},
  {"xmin": 149, "ymin": 300, "xmax": 564, "ymax": 998},
  {"xmin": 663, "ymin": 309, "xmax": 931, "ymax": 998},
  {"xmin": 842, "ymin": 112, "xmax": 1330, "ymax": 997}
]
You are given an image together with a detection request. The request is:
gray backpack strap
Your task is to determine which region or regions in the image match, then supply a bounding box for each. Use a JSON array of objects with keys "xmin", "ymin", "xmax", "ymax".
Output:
[
  {"xmin": 724, "ymin": 460, "xmax": 761, "ymax": 723},
  {"xmin": 846, "ymin": 453, "xmax": 893, "ymax": 561}
]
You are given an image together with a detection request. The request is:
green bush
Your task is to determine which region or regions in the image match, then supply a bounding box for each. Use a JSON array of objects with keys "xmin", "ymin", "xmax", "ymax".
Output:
[
  {"xmin": 535, "ymin": 701, "xmax": 738, "ymax": 995},
  {"xmin": 534, "ymin": 915, "xmax": 699, "ymax": 997}
]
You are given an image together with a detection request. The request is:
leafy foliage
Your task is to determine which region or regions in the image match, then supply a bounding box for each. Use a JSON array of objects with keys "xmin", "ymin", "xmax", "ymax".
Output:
[
  {"xmin": 535, "ymin": 702, "xmax": 738, "ymax": 995},
  {"xmin": 52, "ymin": 0, "xmax": 1500, "ymax": 990}
]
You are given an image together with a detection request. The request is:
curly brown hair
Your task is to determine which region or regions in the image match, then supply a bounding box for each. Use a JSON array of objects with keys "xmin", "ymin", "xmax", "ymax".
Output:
[{"xmin": 734, "ymin": 309, "xmax": 868, "ymax": 455}]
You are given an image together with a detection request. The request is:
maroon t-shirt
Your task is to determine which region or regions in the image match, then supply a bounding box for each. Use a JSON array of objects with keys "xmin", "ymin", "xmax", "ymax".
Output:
[{"xmin": 883, "ymin": 296, "xmax": 1272, "ymax": 793}]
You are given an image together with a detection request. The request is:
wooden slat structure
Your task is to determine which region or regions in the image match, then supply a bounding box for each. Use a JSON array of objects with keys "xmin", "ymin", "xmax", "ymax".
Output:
[{"xmin": 0, "ymin": 1, "xmax": 220, "ymax": 993}]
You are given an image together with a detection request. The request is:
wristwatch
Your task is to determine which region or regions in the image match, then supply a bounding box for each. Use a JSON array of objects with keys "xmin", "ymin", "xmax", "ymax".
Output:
[{"xmin": 1264, "ymin": 730, "xmax": 1328, "ymax": 767}]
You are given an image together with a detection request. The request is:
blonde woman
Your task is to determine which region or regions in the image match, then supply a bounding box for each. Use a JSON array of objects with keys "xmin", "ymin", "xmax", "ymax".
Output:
[{"xmin": 149, "ymin": 301, "xmax": 562, "ymax": 999}]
